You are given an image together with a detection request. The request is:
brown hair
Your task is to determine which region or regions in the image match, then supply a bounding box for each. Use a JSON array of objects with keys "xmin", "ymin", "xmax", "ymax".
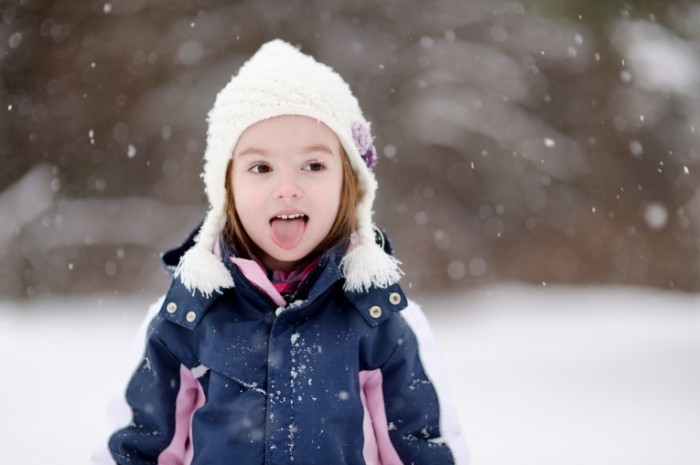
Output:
[{"xmin": 224, "ymin": 146, "xmax": 360, "ymax": 261}]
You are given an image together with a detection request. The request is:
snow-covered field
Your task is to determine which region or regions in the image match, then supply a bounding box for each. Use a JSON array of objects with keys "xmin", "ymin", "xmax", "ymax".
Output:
[{"xmin": 1, "ymin": 284, "xmax": 699, "ymax": 465}]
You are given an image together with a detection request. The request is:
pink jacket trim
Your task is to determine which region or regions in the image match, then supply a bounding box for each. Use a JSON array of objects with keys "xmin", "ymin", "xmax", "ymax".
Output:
[
  {"xmin": 359, "ymin": 369, "xmax": 404, "ymax": 465},
  {"xmin": 230, "ymin": 257, "xmax": 286, "ymax": 307},
  {"xmin": 157, "ymin": 364, "xmax": 206, "ymax": 465},
  {"xmin": 213, "ymin": 237, "xmax": 286, "ymax": 307}
]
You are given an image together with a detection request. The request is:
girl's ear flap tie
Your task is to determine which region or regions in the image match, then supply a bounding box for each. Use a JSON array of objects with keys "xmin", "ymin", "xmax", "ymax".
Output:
[
  {"xmin": 175, "ymin": 204, "xmax": 234, "ymax": 297},
  {"xmin": 175, "ymin": 244, "xmax": 234, "ymax": 298},
  {"xmin": 341, "ymin": 241, "xmax": 403, "ymax": 292}
]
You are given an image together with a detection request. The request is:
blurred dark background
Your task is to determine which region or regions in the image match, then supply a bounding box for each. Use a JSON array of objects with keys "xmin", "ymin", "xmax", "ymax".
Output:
[{"xmin": 1, "ymin": 0, "xmax": 699, "ymax": 298}]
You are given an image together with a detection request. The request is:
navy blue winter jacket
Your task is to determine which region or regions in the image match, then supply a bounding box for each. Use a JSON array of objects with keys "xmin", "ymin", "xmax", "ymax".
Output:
[{"xmin": 108, "ymin": 228, "xmax": 467, "ymax": 464}]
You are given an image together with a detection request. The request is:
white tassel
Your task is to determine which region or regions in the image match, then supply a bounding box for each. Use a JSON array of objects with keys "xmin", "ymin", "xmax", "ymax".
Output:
[
  {"xmin": 175, "ymin": 245, "xmax": 234, "ymax": 297},
  {"xmin": 341, "ymin": 242, "xmax": 403, "ymax": 292}
]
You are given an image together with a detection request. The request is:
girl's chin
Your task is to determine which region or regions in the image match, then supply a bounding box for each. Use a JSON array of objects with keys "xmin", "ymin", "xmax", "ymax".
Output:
[{"xmin": 260, "ymin": 248, "xmax": 311, "ymax": 271}]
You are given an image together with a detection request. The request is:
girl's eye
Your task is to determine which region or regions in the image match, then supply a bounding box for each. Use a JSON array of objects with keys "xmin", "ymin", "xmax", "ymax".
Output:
[
  {"xmin": 303, "ymin": 161, "xmax": 325, "ymax": 172},
  {"xmin": 250, "ymin": 163, "xmax": 271, "ymax": 174}
]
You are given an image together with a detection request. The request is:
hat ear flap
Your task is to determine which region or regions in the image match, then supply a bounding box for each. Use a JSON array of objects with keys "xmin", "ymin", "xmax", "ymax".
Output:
[
  {"xmin": 175, "ymin": 207, "xmax": 234, "ymax": 297},
  {"xmin": 340, "ymin": 171, "xmax": 403, "ymax": 291}
]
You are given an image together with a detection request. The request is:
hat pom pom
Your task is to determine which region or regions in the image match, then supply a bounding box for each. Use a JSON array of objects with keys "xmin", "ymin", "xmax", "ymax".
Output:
[
  {"xmin": 175, "ymin": 245, "xmax": 234, "ymax": 297},
  {"xmin": 341, "ymin": 242, "xmax": 403, "ymax": 292}
]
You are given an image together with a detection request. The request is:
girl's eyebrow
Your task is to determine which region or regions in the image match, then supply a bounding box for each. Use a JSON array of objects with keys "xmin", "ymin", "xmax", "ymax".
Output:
[
  {"xmin": 234, "ymin": 147, "xmax": 269, "ymax": 158},
  {"xmin": 235, "ymin": 144, "xmax": 336, "ymax": 158},
  {"xmin": 302, "ymin": 144, "xmax": 336, "ymax": 155}
]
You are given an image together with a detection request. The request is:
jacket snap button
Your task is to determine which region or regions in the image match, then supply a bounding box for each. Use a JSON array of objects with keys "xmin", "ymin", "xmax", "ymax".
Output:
[
  {"xmin": 166, "ymin": 302, "xmax": 177, "ymax": 313},
  {"xmin": 186, "ymin": 311, "xmax": 197, "ymax": 323},
  {"xmin": 369, "ymin": 306, "xmax": 382, "ymax": 318},
  {"xmin": 389, "ymin": 292, "xmax": 402, "ymax": 305}
]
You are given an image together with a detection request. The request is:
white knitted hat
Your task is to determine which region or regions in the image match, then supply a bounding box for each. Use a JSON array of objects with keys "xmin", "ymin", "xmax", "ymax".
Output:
[{"xmin": 175, "ymin": 39, "xmax": 402, "ymax": 296}]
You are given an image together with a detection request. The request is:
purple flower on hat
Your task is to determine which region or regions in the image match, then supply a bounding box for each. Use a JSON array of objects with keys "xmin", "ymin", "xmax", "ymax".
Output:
[{"xmin": 352, "ymin": 121, "xmax": 377, "ymax": 168}]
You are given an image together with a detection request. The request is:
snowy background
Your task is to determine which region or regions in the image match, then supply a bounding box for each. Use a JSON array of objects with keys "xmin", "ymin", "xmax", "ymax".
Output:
[
  {"xmin": 2, "ymin": 2, "xmax": 700, "ymax": 464},
  {"xmin": 2, "ymin": 284, "xmax": 699, "ymax": 465}
]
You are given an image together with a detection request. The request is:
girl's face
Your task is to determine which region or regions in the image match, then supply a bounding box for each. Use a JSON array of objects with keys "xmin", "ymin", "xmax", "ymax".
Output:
[{"xmin": 231, "ymin": 115, "xmax": 344, "ymax": 271}]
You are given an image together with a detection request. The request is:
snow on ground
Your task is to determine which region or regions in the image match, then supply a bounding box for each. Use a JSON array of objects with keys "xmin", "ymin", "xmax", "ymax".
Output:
[{"xmin": 1, "ymin": 284, "xmax": 699, "ymax": 465}]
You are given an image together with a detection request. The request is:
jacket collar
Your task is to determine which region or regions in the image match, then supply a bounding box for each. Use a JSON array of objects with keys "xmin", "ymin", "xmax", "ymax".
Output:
[{"xmin": 159, "ymin": 224, "xmax": 407, "ymax": 329}]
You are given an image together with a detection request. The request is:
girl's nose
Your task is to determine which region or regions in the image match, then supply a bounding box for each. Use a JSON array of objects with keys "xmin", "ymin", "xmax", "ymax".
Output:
[{"xmin": 273, "ymin": 169, "xmax": 303, "ymax": 199}]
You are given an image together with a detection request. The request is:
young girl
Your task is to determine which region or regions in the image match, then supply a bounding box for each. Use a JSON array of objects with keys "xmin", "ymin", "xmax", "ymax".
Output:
[{"xmin": 106, "ymin": 39, "xmax": 468, "ymax": 465}]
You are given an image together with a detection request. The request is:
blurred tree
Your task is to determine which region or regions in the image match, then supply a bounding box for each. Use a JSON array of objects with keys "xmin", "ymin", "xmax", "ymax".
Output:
[{"xmin": 1, "ymin": 0, "xmax": 699, "ymax": 297}]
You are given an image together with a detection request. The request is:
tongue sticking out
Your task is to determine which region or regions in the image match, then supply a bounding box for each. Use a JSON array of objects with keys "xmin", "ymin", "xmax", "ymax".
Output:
[{"xmin": 270, "ymin": 217, "xmax": 306, "ymax": 250}]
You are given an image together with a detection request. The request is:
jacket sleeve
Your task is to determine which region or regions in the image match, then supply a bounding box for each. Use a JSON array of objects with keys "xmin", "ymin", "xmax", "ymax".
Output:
[
  {"xmin": 107, "ymin": 311, "xmax": 186, "ymax": 465},
  {"xmin": 379, "ymin": 299, "xmax": 470, "ymax": 465}
]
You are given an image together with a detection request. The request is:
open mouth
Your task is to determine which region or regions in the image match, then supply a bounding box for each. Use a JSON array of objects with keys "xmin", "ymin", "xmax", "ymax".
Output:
[
  {"xmin": 269, "ymin": 213, "xmax": 308, "ymax": 250},
  {"xmin": 273, "ymin": 213, "xmax": 308, "ymax": 221}
]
